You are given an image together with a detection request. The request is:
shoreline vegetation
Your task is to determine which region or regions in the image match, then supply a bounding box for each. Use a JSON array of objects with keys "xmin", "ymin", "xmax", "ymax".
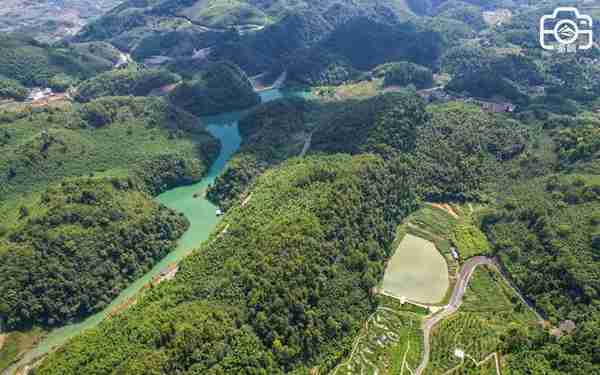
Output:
[
  {"xmin": 0, "ymin": 88, "xmax": 289, "ymax": 375},
  {"xmin": 1, "ymin": 0, "xmax": 599, "ymax": 373}
]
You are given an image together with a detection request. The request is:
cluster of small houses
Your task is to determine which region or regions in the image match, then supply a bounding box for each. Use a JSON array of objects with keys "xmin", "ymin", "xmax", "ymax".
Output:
[{"xmin": 25, "ymin": 87, "xmax": 54, "ymax": 102}]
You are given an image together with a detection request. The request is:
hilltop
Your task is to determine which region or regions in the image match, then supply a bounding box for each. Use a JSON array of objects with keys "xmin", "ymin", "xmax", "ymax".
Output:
[{"xmin": 0, "ymin": 0, "xmax": 124, "ymax": 43}]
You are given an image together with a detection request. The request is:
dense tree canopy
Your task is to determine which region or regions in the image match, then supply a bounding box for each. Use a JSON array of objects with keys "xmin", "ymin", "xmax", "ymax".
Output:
[
  {"xmin": 0, "ymin": 76, "xmax": 27, "ymax": 101},
  {"xmin": 372, "ymin": 61, "xmax": 434, "ymax": 89},
  {"xmin": 483, "ymin": 175, "xmax": 600, "ymax": 323},
  {"xmin": 0, "ymin": 96, "xmax": 218, "ymax": 199},
  {"xmin": 75, "ymin": 68, "xmax": 181, "ymax": 102},
  {"xmin": 35, "ymin": 154, "xmax": 420, "ymax": 374},
  {"xmin": 0, "ymin": 177, "xmax": 189, "ymax": 328},
  {"xmin": 168, "ymin": 62, "xmax": 260, "ymax": 116},
  {"xmin": 0, "ymin": 34, "xmax": 115, "ymax": 87},
  {"xmin": 207, "ymin": 97, "xmax": 312, "ymax": 209}
]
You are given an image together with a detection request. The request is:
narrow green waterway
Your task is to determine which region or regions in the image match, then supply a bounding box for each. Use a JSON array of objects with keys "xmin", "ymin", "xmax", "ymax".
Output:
[{"xmin": 4, "ymin": 88, "xmax": 306, "ymax": 374}]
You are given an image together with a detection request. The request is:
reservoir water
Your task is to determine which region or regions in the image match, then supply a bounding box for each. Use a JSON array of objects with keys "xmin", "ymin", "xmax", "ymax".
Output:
[{"xmin": 4, "ymin": 88, "xmax": 305, "ymax": 374}]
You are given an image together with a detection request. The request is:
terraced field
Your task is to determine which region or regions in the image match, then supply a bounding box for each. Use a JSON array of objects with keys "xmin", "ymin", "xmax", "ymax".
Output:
[
  {"xmin": 332, "ymin": 297, "xmax": 427, "ymax": 375},
  {"xmin": 425, "ymin": 266, "xmax": 539, "ymax": 374}
]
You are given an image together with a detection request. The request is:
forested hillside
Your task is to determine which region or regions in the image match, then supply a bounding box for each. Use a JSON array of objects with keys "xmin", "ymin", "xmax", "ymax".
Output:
[
  {"xmin": 168, "ymin": 62, "xmax": 260, "ymax": 116},
  {"xmin": 0, "ymin": 34, "xmax": 118, "ymax": 89},
  {"xmin": 0, "ymin": 176, "xmax": 188, "ymax": 328},
  {"xmin": 74, "ymin": 68, "xmax": 181, "ymax": 102},
  {"xmin": 76, "ymin": 0, "xmax": 413, "ymax": 44},
  {"xmin": 0, "ymin": 95, "xmax": 218, "ymax": 331},
  {"xmin": 34, "ymin": 154, "xmax": 419, "ymax": 374},
  {"xmin": 0, "ymin": 96, "xmax": 218, "ymax": 199},
  {"xmin": 482, "ymin": 174, "xmax": 600, "ymax": 374},
  {"xmin": 209, "ymin": 92, "xmax": 531, "ymax": 211},
  {"xmin": 71, "ymin": 0, "xmax": 422, "ymax": 80},
  {"xmin": 207, "ymin": 97, "xmax": 313, "ymax": 209},
  {"xmin": 2, "ymin": 0, "xmax": 600, "ymax": 373}
]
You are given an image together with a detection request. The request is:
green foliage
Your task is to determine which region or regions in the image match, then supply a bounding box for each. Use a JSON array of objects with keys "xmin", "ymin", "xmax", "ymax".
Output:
[
  {"xmin": 451, "ymin": 222, "xmax": 491, "ymax": 259},
  {"xmin": 131, "ymin": 29, "xmax": 221, "ymax": 61},
  {"xmin": 504, "ymin": 312, "xmax": 600, "ymax": 375},
  {"xmin": 418, "ymin": 16, "xmax": 475, "ymax": 44},
  {"xmin": 69, "ymin": 42, "xmax": 121, "ymax": 66},
  {"xmin": 395, "ymin": 102, "xmax": 529, "ymax": 201},
  {"xmin": 311, "ymin": 92, "xmax": 428, "ymax": 157},
  {"xmin": 0, "ymin": 34, "xmax": 114, "ymax": 87},
  {"xmin": 0, "ymin": 176, "xmax": 189, "ymax": 328},
  {"xmin": 447, "ymin": 72, "xmax": 527, "ymax": 103},
  {"xmin": 168, "ymin": 62, "xmax": 260, "ymax": 116},
  {"xmin": 320, "ymin": 18, "xmax": 444, "ymax": 71},
  {"xmin": 0, "ymin": 96, "xmax": 218, "ymax": 200},
  {"xmin": 287, "ymin": 49, "xmax": 359, "ymax": 86},
  {"xmin": 177, "ymin": 0, "xmax": 270, "ymax": 27},
  {"xmin": 373, "ymin": 61, "xmax": 434, "ymax": 89},
  {"xmin": 48, "ymin": 74, "xmax": 79, "ymax": 93},
  {"xmin": 334, "ymin": 299, "xmax": 424, "ymax": 375},
  {"xmin": 443, "ymin": 50, "xmax": 543, "ymax": 104},
  {"xmin": 551, "ymin": 114, "xmax": 600, "ymax": 172},
  {"xmin": 480, "ymin": 158, "xmax": 600, "ymax": 375},
  {"xmin": 133, "ymin": 151, "xmax": 219, "ymax": 196},
  {"xmin": 214, "ymin": 95, "xmax": 530, "ymax": 212},
  {"xmin": 0, "ymin": 77, "xmax": 27, "ymax": 101},
  {"xmin": 546, "ymin": 57, "xmax": 600, "ymax": 102},
  {"xmin": 207, "ymin": 97, "xmax": 311, "ymax": 209},
  {"xmin": 427, "ymin": 266, "xmax": 538, "ymax": 374},
  {"xmin": 75, "ymin": 68, "xmax": 181, "ymax": 102},
  {"xmin": 441, "ymin": 45, "xmax": 492, "ymax": 76},
  {"xmin": 434, "ymin": 0, "xmax": 486, "ymax": 30},
  {"xmin": 483, "ymin": 174, "xmax": 600, "ymax": 323},
  {"xmin": 35, "ymin": 154, "xmax": 420, "ymax": 374}
]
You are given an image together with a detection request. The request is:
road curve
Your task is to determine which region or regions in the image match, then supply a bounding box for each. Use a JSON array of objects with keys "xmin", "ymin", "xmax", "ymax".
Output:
[{"xmin": 415, "ymin": 256, "xmax": 495, "ymax": 375}]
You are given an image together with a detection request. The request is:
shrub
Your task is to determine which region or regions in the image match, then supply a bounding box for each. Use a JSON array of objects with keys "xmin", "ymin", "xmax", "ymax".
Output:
[{"xmin": 0, "ymin": 77, "xmax": 28, "ymax": 101}]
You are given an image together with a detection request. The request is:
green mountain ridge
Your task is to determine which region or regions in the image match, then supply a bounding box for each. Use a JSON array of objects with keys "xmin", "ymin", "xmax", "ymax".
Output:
[{"xmin": 1, "ymin": 0, "xmax": 600, "ymax": 373}]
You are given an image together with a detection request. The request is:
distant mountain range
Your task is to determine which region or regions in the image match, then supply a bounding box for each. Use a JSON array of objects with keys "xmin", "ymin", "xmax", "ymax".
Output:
[{"xmin": 0, "ymin": 0, "xmax": 124, "ymax": 42}]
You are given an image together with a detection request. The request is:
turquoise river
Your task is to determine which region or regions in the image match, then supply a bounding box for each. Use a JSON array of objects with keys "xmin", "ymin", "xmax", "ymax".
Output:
[{"xmin": 4, "ymin": 88, "xmax": 305, "ymax": 374}]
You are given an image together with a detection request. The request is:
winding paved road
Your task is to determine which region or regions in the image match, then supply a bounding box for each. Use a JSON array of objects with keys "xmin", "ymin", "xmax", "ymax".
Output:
[{"xmin": 415, "ymin": 256, "xmax": 496, "ymax": 375}]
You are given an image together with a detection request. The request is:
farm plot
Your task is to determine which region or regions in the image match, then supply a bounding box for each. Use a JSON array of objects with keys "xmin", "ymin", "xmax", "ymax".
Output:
[
  {"xmin": 426, "ymin": 266, "xmax": 538, "ymax": 374},
  {"xmin": 333, "ymin": 297, "xmax": 426, "ymax": 375},
  {"xmin": 382, "ymin": 234, "xmax": 449, "ymax": 304}
]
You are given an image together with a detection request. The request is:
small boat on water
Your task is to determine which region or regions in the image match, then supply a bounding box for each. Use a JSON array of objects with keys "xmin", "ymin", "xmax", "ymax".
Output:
[{"xmin": 216, "ymin": 208, "xmax": 223, "ymax": 216}]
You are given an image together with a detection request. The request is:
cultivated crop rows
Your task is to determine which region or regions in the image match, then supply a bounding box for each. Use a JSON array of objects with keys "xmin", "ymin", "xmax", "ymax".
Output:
[{"xmin": 333, "ymin": 306, "xmax": 423, "ymax": 375}]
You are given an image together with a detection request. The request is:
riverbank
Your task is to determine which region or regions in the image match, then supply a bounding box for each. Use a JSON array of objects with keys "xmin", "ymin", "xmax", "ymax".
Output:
[{"xmin": 2, "ymin": 88, "xmax": 298, "ymax": 375}]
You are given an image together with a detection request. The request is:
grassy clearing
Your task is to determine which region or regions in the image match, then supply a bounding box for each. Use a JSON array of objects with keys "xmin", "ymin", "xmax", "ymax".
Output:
[
  {"xmin": 333, "ymin": 296, "xmax": 425, "ymax": 375},
  {"xmin": 409, "ymin": 204, "xmax": 457, "ymax": 239},
  {"xmin": 408, "ymin": 203, "xmax": 492, "ymax": 261},
  {"xmin": 427, "ymin": 265, "xmax": 538, "ymax": 374},
  {"xmin": 386, "ymin": 203, "xmax": 496, "ymax": 308},
  {"xmin": 399, "ymin": 204, "xmax": 461, "ymax": 290},
  {"xmin": 179, "ymin": 0, "xmax": 271, "ymax": 27},
  {"xmin": 382, "ymin": 234, "xmax": 449, "ymax": 303},
  {"xmin": 0, "ymin": 329, "xmax": 45, "ymax": 371},
  {"xmin": 313, "ymin": 80, "xmax": 383, "ymax": 101},
  {"xmin": 450, "ymin": 222, "xmax": 492, "ymax": 259}
]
